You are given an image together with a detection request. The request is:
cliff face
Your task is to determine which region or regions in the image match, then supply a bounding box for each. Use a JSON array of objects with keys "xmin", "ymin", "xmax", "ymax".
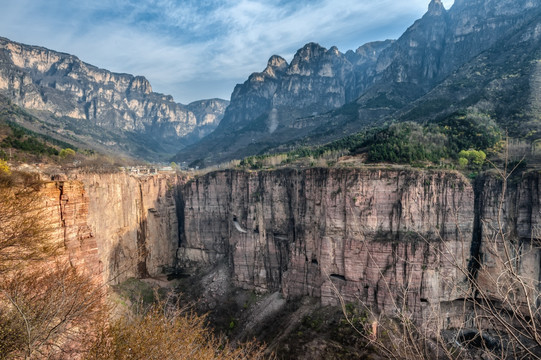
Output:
[
  {"xmin": 174, "ymin": 41, "xmax": 393, "ymax": 165},
  {"xmin": 472, "ymin": 172, "xmax": 541, "ymax": 307},
  {"xmin": 36, "ymin": 167, "xmax": 541, "ymax": 330},
  {"xmin": 179, "ymin": 168, "xmax": 474, "ymax": 320},
  {"xmin": 185, "ymin": 99, "xmax": 230, "ymax": 139},
  {"xmin": 0, "ymin": 37, "xmax": 228, "ymax": 160},
  {"xmin": 40, "ymin": 173, "xmax": 183, "ymax": 284},
  {"xmin": 176, "ymin": 0, "xmax": 541, "ymax": 165}
]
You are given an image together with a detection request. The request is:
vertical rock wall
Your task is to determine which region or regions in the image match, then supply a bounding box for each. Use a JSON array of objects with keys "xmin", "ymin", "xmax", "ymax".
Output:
[
  {"xmin": 40, "ymin": 173, "xmax": 182, "ymax": 285},
  {"xmin": 179, "ymin": 168, "xmax": 475, "ymax": 319},
  {"xmin": 473, "ymin": 172, "xmax": 541, "ymax": 309},
  {"xmin": 35, "ymin": 166, "xmax": 541, "ymax": 328}
]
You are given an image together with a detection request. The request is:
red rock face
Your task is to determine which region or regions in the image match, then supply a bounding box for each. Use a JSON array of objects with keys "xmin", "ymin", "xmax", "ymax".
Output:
[
  {"xmin": 39, "ymin": 181, "xmax": 99, "ymax": 276},
  {"xmin": 39, "ymin": 173, "xmax": 185, "ymax": 285},
  {"xmin": 36, "ymin": 167, "xmax": 541, "ymax": 330},
  {"xmin": 180, "ymin": 168, "xmax": 475, "ymax": 320}
]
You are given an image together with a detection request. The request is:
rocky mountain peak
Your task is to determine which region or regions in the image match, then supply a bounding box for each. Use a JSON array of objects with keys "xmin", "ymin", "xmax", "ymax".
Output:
[
  {"xmin": 0, "ymin": 37, "xmax": 230, "ymax": 160},
  {"xmin": 267, "ymin": 55, "xmax": 288, "ymax": 70},
  {"xmin": 427, "ymin": 0, "xmax": 446, "ymax": 15},
  {"xmin": 128, "ymin": 76, "xmax": 152, "ymax": 95},
  {"xmin": 291, "ymin": 42, "xmax": 327, "ymax": 63},
  {"xmin": 288, "ymin": 42, "xmax": 337, "ymax": 76},
  {"xmin": 263, "ymin": 55, "xmax": 288, "ymax": 78}
]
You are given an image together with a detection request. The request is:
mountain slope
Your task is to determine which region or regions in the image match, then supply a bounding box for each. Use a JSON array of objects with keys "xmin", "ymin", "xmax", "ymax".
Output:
[
  {"xmin": 0, "ymin": 37, "xmax": 229, "ymax": 161},
  {"xmin": 175, "ymin": 0, "xmax": 541, "ymax": 166},
  {"xmin": 173, "ymin": 40, "xmax": 393, "ymax": 166}
]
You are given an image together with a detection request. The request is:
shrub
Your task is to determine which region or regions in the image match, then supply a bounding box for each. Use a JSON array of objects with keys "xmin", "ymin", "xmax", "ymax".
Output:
[
  {"xmin": 0, "ymin": 159, "xmax": 9, "ymax": 175},
  {"xmin": 59, "ymin": 148, "xmax": 76, "ymax": 158}
]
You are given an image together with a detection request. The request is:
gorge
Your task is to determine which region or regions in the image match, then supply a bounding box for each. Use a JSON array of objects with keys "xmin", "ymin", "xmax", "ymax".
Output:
[
  {"xmin": 2, "ymin": 0, "xmax": 541, "ymax": 357},
  {"xmin": 37, "ymin": 165, "xmax": 541, "ymax": 355}
]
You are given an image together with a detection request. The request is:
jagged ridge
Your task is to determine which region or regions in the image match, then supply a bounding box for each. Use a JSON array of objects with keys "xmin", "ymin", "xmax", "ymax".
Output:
[
  {"xmin": 0, "ymin": 37, "xmax": 229, "ymax": 160},
  {"xmin": 175, "ymin": 0, "xmax": 541, "ymax": 166}
]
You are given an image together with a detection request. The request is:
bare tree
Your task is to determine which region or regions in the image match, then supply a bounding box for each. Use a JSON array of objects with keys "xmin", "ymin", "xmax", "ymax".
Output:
[
  {"xmin": 1, "ymin": 261, "xmax": 106, "ymax": 359},
  {"xmin": 0, "ymin": 171, "xmax": 58, "ymax": 274},
  {"xmin": 0, "ymin": 171, "xmax": 107, "ymax": 359}
]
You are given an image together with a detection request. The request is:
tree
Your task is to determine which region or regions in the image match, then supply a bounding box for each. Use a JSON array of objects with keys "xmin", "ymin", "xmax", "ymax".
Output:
[
  {"xmin": 0, "ymin": 171, "xmax": 57, "ymax": 273},
  {"xmin": 59, "ymin": 148, "xmax": 76, "ymax": 158},
  {"xmin": 458, "ymin": 149, "xmax": 486, "ymax": 170},
  {"xmin": 0, "ymin": 159, "xmax": 10, "ymax": 175},
  {"xmin": 0, "ymin": 171, "xmax": 106, "ymax": 359},
  {"xmin": 0, "ymin": 262, "xmax": 106, "ymax": 359}
]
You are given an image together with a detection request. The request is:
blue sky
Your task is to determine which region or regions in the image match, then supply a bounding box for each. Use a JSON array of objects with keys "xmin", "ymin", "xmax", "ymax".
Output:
[{"xmin": 0, "ymin": 0, "xmax": 454, "ymax": 104}]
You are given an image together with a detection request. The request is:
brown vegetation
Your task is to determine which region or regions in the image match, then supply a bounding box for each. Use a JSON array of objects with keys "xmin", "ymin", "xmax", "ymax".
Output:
[
  {"xmin": 86, "ymin": 296, "xmax": 268, "ymax": 360},
  {"xmin": 0, "ymin": 168, "xmax": 271, "ymax": 359}
]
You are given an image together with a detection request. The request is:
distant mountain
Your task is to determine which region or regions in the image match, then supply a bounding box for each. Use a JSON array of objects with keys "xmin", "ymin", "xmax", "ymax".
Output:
[
  {"xmin": 175, "ymin": 0, "xmax": 541, "ymax": 166},
  {"xmin": 185, "ymin": 99, "xmax": 230, "ymax": 139},
  {"xmin": 173, "ymin": 40, "xmax": 393, "ymax": 165},
  {"xmin": 0, "ymin": 37, "xmax": 228, "ymax": 161}
]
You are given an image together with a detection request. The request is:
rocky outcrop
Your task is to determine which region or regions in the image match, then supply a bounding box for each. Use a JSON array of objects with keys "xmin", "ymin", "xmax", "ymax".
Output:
[
  {"xmin": 176, "ymin": 167, "xmax": 541, "ymax": 332},
  {"xmin": 0, "ymin": 37, "xmax": 228, "ymax": 160},
  {"xmin": 178, "ymin": 168, "xmax": 474, "ymax": 322},
  {"xmin": 40, "ymin": 173, "xmax": 183, "ymax": 284},
  {"xmin": 35, "ymin": 166, "xmax": 541, "ymax": 332},
  {"xmin": 472, "ymin": 171, "xmax": 541, "ymax": 309},
  {"xmin": 40, "ymin": 181, "xmax": 100, "ymax": 276},
  {"xmin": 185, "ymin": 98, "xmax": 230, "ymax": 139},
  {"xmin": 176, "ymin": 0, "xmax": 541, "ymax": 165},
  {"xmin": 174, "ymin": 41, "xmax": 393, "ymax": 165}
]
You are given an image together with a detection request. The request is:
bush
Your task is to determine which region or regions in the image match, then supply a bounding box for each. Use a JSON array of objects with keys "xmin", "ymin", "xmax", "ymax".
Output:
[
  {"xmin": 59, "ymin": 148, "xmax": 76, "ymax": 158},
  {"xmin": 85, "ymin": 298, "xmax": 268, "ymax": 360},
  {"xmin": 0, "ymin": 159, "xmax": 9, "ymax": 175}
]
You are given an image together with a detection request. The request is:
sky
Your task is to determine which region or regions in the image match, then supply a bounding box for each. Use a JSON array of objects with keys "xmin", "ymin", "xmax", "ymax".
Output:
[{"xmin": 0, "ymin": 0, "xmax": 454, "ymax": 104}]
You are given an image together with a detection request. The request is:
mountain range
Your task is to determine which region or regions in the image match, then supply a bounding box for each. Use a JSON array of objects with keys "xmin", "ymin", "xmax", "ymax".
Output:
[
  {"xmin": 0, "ymin": 37, "xmax": 228, "ymax": 161},
  {"xmin": 1, "ymin": 0, "xmax": 540, "ymax": 164},
  {"xmin": 175, "ymin": 0, "xmax": 541, "ymax": 166}
]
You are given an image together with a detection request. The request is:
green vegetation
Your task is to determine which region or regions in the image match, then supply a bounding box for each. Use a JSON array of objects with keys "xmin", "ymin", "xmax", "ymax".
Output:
[
  {"xmin": 361, "ymin": 111, "xmax": 500, "ymax": 168},
  {"xmin": 237, "ymin": 132, "xmax": 370, "ymax": 170},
  {"xmin": 458, "ymin": 149, "xmax": 486, "ymax": 170},
  {"xmin": 236, "ymin": 110, "xmax": 502, "ymax": 171},
  {"xmin": 0, "ymin": 120, "xmax": 81, "ymax": 161},
  {"xmin": 59, "ymin": 147, "xmax": 76, "ymax": 158},
  {"xmin": 1, "ymin": 129, "xmax": 60, "ymax": 156}
]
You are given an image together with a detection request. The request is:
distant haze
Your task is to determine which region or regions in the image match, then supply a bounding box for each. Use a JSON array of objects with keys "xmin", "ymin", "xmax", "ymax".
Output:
[{"xmin": 0, "ymin": 0, "xmax": 454, "ymax": 103}]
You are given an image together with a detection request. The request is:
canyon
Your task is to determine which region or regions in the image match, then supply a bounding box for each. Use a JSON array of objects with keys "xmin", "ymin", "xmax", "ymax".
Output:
[{"xmin": 39, "ymin": 166, "xmax": 541, "ymax": 342}]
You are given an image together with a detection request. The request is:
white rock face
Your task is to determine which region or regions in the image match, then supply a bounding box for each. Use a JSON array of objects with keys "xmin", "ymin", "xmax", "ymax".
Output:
[{"xmin": 0, "ymin": 37, "xmax": 228, "ymax": 159}]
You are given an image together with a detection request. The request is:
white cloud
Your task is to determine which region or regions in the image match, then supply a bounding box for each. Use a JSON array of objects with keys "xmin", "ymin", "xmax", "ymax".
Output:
[{"xmin": 0, "ymin": 0, "xmax": 439, "ymax": 103}]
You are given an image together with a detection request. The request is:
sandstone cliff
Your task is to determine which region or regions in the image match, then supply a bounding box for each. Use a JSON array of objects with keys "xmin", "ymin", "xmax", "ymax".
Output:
[
  {"xmin": 36, "ymin": 166, "xmax": 541, "ymax": 333},
  {"xmin": 0, "ymin": 37, "xmax": 229, "ymax": 160},
  {"xmin": 40, "ymin": 173, "xmax": 183, "ymax": 285},
  {"xmin": 178, "ymin": 168, "xmax": 474, "ymax": 324}
]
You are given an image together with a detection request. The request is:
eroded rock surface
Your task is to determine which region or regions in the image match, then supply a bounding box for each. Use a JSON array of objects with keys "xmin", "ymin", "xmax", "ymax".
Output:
[
  {"xmin": 179, "ymin": 168, "xmax": 474, "ymax": 322},
  {"xmin": 0, "ymin": 37, "xmax": 229, "ymax": 159}
]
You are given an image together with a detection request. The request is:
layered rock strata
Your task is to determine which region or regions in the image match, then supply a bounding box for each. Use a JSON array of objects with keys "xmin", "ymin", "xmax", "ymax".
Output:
[
  {"xmin": 0, "ymin": 37, "xmax": 228, "ymax": 159},
  {"xmin": 40, "ymin": 173, "xmax": 183, "ymax": 284},
  {"xmin": 36, "ymin": 167, "xmax": 541, "ymax": 329},
  {"xmin": 179, "ymin": 168, "xmax": 475, "ymax": 320}
]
